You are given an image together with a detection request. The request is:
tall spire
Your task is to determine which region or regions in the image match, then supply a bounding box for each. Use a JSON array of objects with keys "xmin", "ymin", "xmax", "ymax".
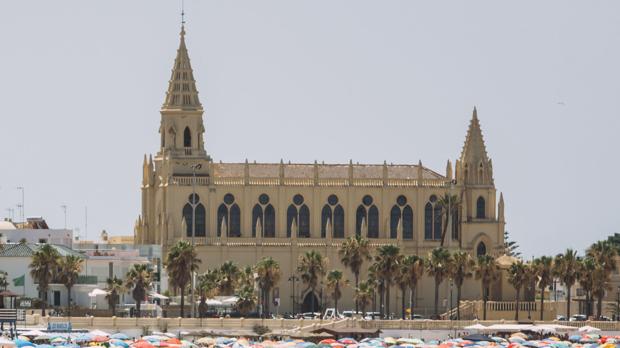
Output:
[
  {"xmin": 162, "ymin": 24, "xmax": 202, "ymax": 111},
  {"xmin": 460, "ymin": 106, "xmax": 490, "ymax": 166},
  {"xmin": 458, "ymin": 107, "xmax": 494, "ymax": 186}
]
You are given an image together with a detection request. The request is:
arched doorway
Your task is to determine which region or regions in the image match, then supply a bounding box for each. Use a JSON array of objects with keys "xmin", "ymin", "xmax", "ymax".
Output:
[{"xmin": 301, "ymin": 291, "xmax": 319, "ymax": 313}]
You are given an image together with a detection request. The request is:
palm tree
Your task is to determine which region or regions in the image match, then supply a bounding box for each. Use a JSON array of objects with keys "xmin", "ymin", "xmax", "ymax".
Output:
[
  {"xmin": 437, "ymin": 193, "xmax": 461, "ymax": 247},
  {"xmin": 578, "ymin": 257, "xmax": 596, "ymax": 317},
  {"xmin": 400, "ymin": 255, "xmax": 424, "ymax": 320},
  {"xmin": 354, "ymin": 280, "xmax": 373, "ymax": 318},
  {"xmin": 29, "ymin": 244, "xmax": 60, "ymax": 316},
  {"xmin": 125, "ymin": 263, "xmax": 153, "ymax": 318},
  {"xmin": 197, "ymin": 269, "xmax": 219, "ymax": 317},
  {"xmin": 374, "ymin": 245, "xmax": 401, "ymax": 319},
  {"xmin": 587, "ymin": 241, "xmax": 617, "ymax": 319},
  {"xmin": 533, "ymin": 256, "xmax": 553, "ymax": 320},
  {"xmin": 57, "ymin": 255, "xmax": 84, "ymax": 317},
  {"xmin": 235, "ymin": 284, "xmax": 257, "ymax": 317},
  {"xmin": 426, "ymin": 247, "xmax": 452, "ymax": 319},
  {"xmin": 218, "ymin": 261, "xmax": 241, "ymax": 296},
  {"xmin": 451, "ymin": 251, "xmax": 475, "ymax": 320},
  {"xmin": 255, "ymin": 257, "xmax": 281, "ymax": 318},
  {"xmin": 394, "ymin": 263, "xmax": 409, "ymax": 319},
  {"xmin": 475, "ymin": 254, "xmax": 499, "ymax": 320},
  {"xmin": 105, "ymin": 276, "xmax": 124, "ymax": 316},
  {"xmin": 553, "ymin": 249, "xmax": 579, "ymax": 318},
  {"xmin": 338, "ymin": 235, "xmax": 371, "ymax": 313},
  {"xmin": 297, "ymin": 250, "xmax": 328, "ymax": 314},
  {"xmin": 164, "ymin": 240, "xmax": 201, "ymax": 318},
  {"xmin": 507, "ymin": 260, "xmax": 527, "ymax": 320},
  {"xmin": 326, "ymin": 270, "xmax": 347, "ymax": 315}
]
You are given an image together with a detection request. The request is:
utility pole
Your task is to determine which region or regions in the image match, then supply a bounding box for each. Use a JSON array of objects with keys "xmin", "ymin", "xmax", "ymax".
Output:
[
  {"xmin": 61, "ymin": 205, "xmax": 68, "ymax": 229},
  {"xmin": 16, "ymin": 187, "xmax": 24, "ymax": 223}
]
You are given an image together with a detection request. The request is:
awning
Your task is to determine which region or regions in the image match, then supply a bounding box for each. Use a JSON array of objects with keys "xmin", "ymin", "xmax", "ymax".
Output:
[
  {"xmin": 149, "ymin": 292, "xmax": 169, "ymax": 300},
  {"xmin": 88, "ymin": 289, "xmax": 109, "ymax": 297}
]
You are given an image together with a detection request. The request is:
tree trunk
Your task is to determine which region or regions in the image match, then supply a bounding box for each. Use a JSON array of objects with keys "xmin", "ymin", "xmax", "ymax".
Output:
[
  {"xmin": 355, "ymin": 273, "xmax": 359, "ymax": 314},
  {"xmin": 566, "ymin": 285, "xmax": 571, "ymax": 318},
  {"xmin": 66, "ymin": 286, "xmax": 71, "ymax": 318},
  {"xmin": 409, "ymin": 288, "xmax": 414, "ymax": 320},
  {"xmin": 440, "ymin": 213, "xmax": 449, "ymax": 247},
  {"xmin": 457, "ymin": 285, "xmax": 462, "ymax": 321},
  {"xmin": 311, "ymin": 287, "xmax": 315, "ymax": 316},
  {"xmin": 539, "ymin": 288, "xmax": 544, "ymax": 321},
  {"xmin": 111, "ymin": 293, "xmax": 117, "ymax": 317},
  {"xmin": 597, "ymin": 295, "xmax": 603, "ymax": 319},
  {"xmin": 434, "ymin": 278, "xmax": 440, "ymax": 319},
  {"xmin": 379, "ymin": 283, "xmax": 385, "ymax": 318},
  {"xmin": 385, "ymin": 281, "xmax": 391, "ymax": 319},
  {"xmin": 515, "ymin": 288, "xmax": 520, "ymax": 321},
  {"xmin": 401, "ymin": 286, "xmax": 406, "ymax": 319},
  {"xmin": 335, "ymin": 284, "xmax": 339, "ymax": 316},
  {"xmin": 264, "ymin": 288, "xmax": 271, "ymax": 318},
  {"xmin": 41, "ymin": 288, "xmax": 47, "ymax": 317},
  {"xmin": 180, "ymin": 287, "xmax": 185, "ymax": 318},
  {"xmin": 482, "ymin": 283, "xmax": 488, "ymax": 320}
]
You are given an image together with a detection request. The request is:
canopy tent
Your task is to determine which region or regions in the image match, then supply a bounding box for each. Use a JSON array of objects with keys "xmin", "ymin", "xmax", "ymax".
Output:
[
  {"xmin": 578, "ymin": 325, "xmax": 602, "ymax": 333},
  {"xmin": 464, "ymin": 324, "xmax": 489, "ymax": 332}
]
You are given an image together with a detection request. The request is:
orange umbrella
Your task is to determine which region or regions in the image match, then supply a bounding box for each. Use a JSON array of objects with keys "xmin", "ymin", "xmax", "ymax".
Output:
[
  {"xmin": 166, "ymin": 339, "xmax": 182, "ymax": 345},
  {"xmin": 133, "ymin": 341, "xmax": 156, "ymax": 348}
]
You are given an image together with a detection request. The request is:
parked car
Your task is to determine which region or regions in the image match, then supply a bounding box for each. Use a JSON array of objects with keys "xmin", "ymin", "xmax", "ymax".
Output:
[
  {"xmin": 364, "ymin": 312, "xmax": 380, "ymax": 320},
  {"xmin": 412, "ymin": 314, "xmax": 425, "ymax": 320},
  {"xmin": 556, "ymin": 315, "xmax": 567, "ymax": 321},
  {"xmin": 569, "ymin": 314, "xmax": 587, "ymax": 321},
  {"xmin": 300, "ymin": 312, "xmax": 320, "ymax": 319}
]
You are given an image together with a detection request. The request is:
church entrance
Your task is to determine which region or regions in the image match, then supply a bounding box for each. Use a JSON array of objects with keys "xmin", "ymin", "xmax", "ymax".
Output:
[{"xmin": 301, "ymin": 291, "xmax": 319, "ymax": 313}]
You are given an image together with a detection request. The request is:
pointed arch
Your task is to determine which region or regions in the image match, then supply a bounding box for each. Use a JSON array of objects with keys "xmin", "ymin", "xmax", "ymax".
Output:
[
  {"xmin": 424, "ymin": 202, "xmax": 433, "ymax": 240},
  {"xmin": 321, "ymin": 205, "xmax": 332, "ymax": 238},
  {"xmin": 477, "ymin": 241, "xmax": 487, "ymax": 256},
  {"xmin": 402, "ymin": 205, "xmax": 414, "ymax": 240},
  {"xmin": 183, "ymin": 203, "xmax": 192, "ymax": 237},
  {"xmin": 476, "ymin": 196, "xmax": 486, "ymax": 219},
  {"xmin": 217, "ymin": 204, "xmax": 228, "ymax": 237},
  {"xmin": 264, "ymin": 204, "xmax": 275, "ymax": 238},
  {"xmin": 229, "ymin": 204, "xmax": 241, "ymax": 237},
  {"xmin": 252, "ymin": 204, "xmax": 262, "ymax": 237},
  {"xmin": 368, "ymin": 205, "xmax": 379, "ymax": 238},
  {"xmin": 355, "ymin": 205, "xmax": 366, "ymax": 237},
  {"xmin": 195, "ymin": 203, "xmax": 206, "ymax": 237},
  {"xmin": 183, "ymin": 127, "xmax": 191, "ymax": 147},
  {"xmin": 299, "ymin": 204, "xmax": 310, "ymax": 238},
  {"xmin": 286, "ymin": 205, "xmax": 297, "ymax": 238},
  {"xmin": 333, "ymin": 205, "xmax": 345, "ymax": 238},
  {"xmin": 390, "ymin": 205, "xmax": 401, "ymax": 239}
]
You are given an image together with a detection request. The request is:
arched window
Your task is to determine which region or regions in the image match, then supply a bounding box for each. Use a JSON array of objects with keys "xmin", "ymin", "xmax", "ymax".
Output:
[
  {"xmin": 252, "ymin": 204, "xmax": 262, "ymax": 237},
  {"xmin": 183, "ymin": 127, "xmax": 191, "ymax": 147},
  {"xmin": 229, "ymin": 204, "xmax": 241, "ymax": 237},
  {"xmin": 334, "ymin": 205, "xmax": 344, "ymax": 238},
  {"xmin": 433, "ymin": 204, "xmax": 442, "ymax": 240},
  {"xmin": 451, "ymin": 210, "xmax": 459, "ymax": 240},
  {"xmin": 183, "ymin": 203, "xmax": 192, "ymax": 237},
  {"xmin": 264, "ymin": 204, "xmax": 275, "ymax": 237},
  {"xmin": 299, "ymin": 205, "xmax": 310, "ymax": 238},
  {"xmin": 477, "ymin": 241, "xmax": 487, "ymax": 256},
  {"xmin": 321, "ymin": 205, "xmax": 332, "ymax": 238},
  {"xmin": 390, "ymin": 206, "xmax": 401, "ymax": 239},
  {"xmin": 402, "ymin": 205, "xmax": 414, "ymax": 240},
  {"xmin": 286, "ymin": 205, "xmax": 297, "ymax": 238},
  {"xmin": 195, "ymin": 204, "xmax": 206, "ymax": 237},
  {"xmin": 424, "ymin": 203, "xmax": 433, "ymax": 240},
  {"xmin": 217, "ymin": 204, "xmax": 228, "ymax": 237},
  {"xmin": 368, "ymin": 205, "xmax": 379, "ymax": 238},
  {"xmin": 476, "ymin": 196, "xmax": 486, "ymax": 219},
  {"xmin": 355, "ymin": 205, "xmax": 367, "ymax": 237}
]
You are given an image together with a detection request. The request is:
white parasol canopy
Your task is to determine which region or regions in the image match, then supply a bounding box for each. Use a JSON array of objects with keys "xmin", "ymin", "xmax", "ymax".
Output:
[
  {"xmin": 88, "ymin": 289, "xmax": 109, "ymax": 297},
  {"xmin": 579, "ymin": 325, "xmax": 602, "ymax": 333},
  {"xmin": 149, "ymin": 292, "xmax": 169, "ymax": 300},
  {"xmin": 89, "ymin": 329, "xmax": 110, "ymax": 337},
  {"xmin": 464, "ymin": 323, "xmax": 489, "ymax": 331}
]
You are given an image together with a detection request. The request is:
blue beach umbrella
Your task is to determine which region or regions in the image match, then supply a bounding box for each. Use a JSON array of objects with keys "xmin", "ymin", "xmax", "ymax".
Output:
[
  {"xmin": 111, "ymin": 334, "xmax": 130, "ymax": 341},
  {"xmin": 15, "ymin": 340, "xmax": 36, "ymax": 348}
]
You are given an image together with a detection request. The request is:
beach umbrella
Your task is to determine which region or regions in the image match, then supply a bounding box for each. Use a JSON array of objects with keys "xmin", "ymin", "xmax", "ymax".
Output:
[
  {"xmin": 14, "ymin": 340, "xmax": 35, "ymax": 348},
  {"xmin": 320, "ymin": 341, "xmax": 336, "ymax": 345},
  {"xmin": 93, "ymin": 336, "xmax": 109, "ymax": 343},
  {"xmin": 580, "ymin": 327, "xmax": 602, "ymax": 334},
  {"xmin": 133, "ymin": 342, "xmax": 156, "ymax": 348},
  {"xmin": 89, "ymin": 331, "xmax": 110, "ymax": 338},
  {"xmin": 195, "ymin": 338, "xmax": 214, "ymax": 346},
  {"xmin": 22, "ymin": 331, "xmax": 45, "ymax": 337},
  {"xmin": 50, "ymin": 338, "xmax": 66, "ymax": 345}
]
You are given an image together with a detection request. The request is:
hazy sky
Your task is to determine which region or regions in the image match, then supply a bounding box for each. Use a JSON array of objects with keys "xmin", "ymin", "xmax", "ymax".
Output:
[{"xmin": 1, "ymin": 1, "xmax": 619, "ymax": 258}]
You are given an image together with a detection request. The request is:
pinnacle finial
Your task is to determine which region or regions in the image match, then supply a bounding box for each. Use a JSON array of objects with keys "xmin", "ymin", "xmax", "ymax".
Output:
[{"xmin": 472, "ymin": 106, "xmax": 478, "ymax": 120}]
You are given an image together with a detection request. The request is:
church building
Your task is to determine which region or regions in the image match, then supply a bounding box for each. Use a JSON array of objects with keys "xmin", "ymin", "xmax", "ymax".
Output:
[{"xmin": 135, "ymin": 25, "xmax": 507, "ymax": 316}]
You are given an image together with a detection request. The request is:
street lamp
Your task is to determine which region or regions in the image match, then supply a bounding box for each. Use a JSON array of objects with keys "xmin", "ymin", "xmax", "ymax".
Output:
[
  {"xmin": 189, "ymin": 163, "xmax": 202, "ymax": 318},
  {"xmin": 16, "ymin": 187, "xmax": 24, "ymax": 223},
  {"xmin": 288, "ymin": 275, "xmax": 299, "ymax": 315}
]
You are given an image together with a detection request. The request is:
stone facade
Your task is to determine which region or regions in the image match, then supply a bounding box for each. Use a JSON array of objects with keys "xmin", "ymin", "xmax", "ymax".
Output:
[{"xmin": 135, "ymin": 25, "xmax": 507, "ymax": 316}]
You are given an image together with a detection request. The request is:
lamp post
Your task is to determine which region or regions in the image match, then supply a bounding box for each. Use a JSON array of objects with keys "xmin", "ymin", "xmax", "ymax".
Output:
[
  {"xmin": 189, "ymin": 163, "xmax": 202, "ymax": 318},
  {"xmin": 16, "ymin": 187, "xmax": 24, "ymax": 223},
  {"xmin": 288, "ymin": 275, "xmax": 299, "ymax": 315}
]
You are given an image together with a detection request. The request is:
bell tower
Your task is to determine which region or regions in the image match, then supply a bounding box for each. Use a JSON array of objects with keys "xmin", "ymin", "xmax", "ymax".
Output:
[{"xmin": 158, "ymin": 25, "xmax": 207, "ymax": 159}]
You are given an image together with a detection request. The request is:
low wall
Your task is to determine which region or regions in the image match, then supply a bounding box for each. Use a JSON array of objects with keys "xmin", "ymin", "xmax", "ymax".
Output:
[{"xmin": 21, "ymin": 315, "xmax": 620, "ymax": 332}]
